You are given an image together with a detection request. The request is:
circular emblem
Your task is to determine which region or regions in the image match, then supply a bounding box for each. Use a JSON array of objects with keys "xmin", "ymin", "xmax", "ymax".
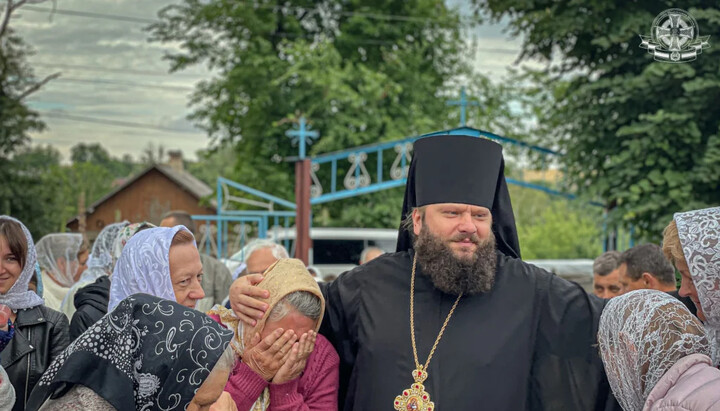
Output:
[{"xmin": 651, "ymin": 9, "xmax": 698, "ymax": 52}]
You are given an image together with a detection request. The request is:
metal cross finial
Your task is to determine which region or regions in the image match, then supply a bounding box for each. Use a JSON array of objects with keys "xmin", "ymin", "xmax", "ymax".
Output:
[
  {"xmin": 446, "ymin": 87, "xmax": 480, "ymax": 127},
  {"xmin": 286, "ymin": 117, "xmax": 319, "ymax": 159}
]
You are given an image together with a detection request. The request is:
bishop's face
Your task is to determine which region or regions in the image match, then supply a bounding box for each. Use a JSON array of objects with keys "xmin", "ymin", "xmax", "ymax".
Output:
[{"xmin": 412, "ymin": 203, "xmax": 492, "ymax": 261}]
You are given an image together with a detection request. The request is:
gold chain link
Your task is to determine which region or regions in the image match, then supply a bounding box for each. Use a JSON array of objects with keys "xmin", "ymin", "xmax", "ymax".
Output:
[{"xmin": 410, "ymin": 254, "xmax": 463, "ymax": 371}]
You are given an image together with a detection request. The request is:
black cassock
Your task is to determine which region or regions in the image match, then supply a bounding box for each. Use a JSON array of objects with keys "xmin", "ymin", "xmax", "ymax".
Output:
[{"xmin": 320, "ymin": 250, "xmax": 616, "ymax": 410}]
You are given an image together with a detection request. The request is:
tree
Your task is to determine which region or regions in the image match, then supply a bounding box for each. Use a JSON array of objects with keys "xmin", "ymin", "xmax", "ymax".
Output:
[
  {"xmin": 71, "ymin": 142, "xmax": 112, "ymax": 165},
  {"xmin": 70, "ymin": 142, "xmax": 138, "ymax": 178},
  {"xmin": 509, "ymin": 186, "xmax": 603, "ymax": 259},
  {"xmin": 0, "ymin": 0, "xmax": 61, "ymax": 237},
  {"xmin": 148, "ymin": 1, "xmax": 529, "ymax": 227},
  {"xmin": 475, "ymin": 1, "xmax": 720, "ymax": 241}
]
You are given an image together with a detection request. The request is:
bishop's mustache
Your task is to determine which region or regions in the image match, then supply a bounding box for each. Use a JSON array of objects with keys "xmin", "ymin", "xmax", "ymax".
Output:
[{"xmin": 449, "ymin": 233, "xmax": 481, "ymax": 244}]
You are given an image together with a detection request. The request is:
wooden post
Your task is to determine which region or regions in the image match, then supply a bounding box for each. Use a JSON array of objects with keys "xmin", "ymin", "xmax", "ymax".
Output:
[
  {"xmin": 295, "ymin": 159, "xmax": 312, "ymax": 265},
  {"xmin": 286, "ymin": 117, "xmax": 318, "ymax": 266}
]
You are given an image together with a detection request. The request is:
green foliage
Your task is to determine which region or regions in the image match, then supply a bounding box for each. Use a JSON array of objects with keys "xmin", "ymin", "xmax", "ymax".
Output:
[
  {"xmin": 510, "ymin": 186, "xmax": 603, "ymax": 259},
  {"xmin": 476, "ymin": 1, "xmax": 720, "ymax": 241},
  {"xmin": 71, "ymin": 142, "xmax": 138, "ymax": 178},
  {"xmin": 147, "ymin": 0, "xmax": 510, "ymax": 226}
]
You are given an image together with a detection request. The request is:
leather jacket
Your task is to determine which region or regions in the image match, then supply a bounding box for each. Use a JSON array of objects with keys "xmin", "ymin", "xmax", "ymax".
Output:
[{"xmin": 0, "ymin": 305, "xmax": 69, "ymax": 411}]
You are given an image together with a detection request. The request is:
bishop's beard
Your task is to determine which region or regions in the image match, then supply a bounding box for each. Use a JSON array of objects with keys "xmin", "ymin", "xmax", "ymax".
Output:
[{"xmin": 413, "ymin": 225, "xmax": 497, "ymax": 296}]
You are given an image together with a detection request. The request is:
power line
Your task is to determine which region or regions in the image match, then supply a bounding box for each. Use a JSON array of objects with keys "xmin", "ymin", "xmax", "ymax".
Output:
[
  {"xmin": 14, "ymin": 4, "xmax": 520, "ymax": 53},
  {"xmin": 15, "ymin": 4, "xmax": 156, "ymax": 24},
  {"xmin": 40, "ymin": 112, "xmax": 199, "ymax": 133},
  {"xmin": 31, "ymin": 62, "xmax": 207, "ymax": 78},
  {"xmin": 49, "ymin": 76, "xmax": 194, "ymax": 92},
  {"xmin": 13, "ymin": 2, "xmax": 454, "ymax": 25}
]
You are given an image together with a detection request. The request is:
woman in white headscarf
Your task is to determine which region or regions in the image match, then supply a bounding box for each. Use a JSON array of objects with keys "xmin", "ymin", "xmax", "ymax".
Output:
[
  {"xmin": 59, "ymin": 222, "xmax": 129, "ymax": 320},
  {"xmin": 598, "ymin": 289, "xmax": 720, "ymax": 410},
  {"xmin": 70, "ymin": 222, "xmax": 154, "ymax": 340},
  {"xmin": 0, "ymin": 216, "xmax": 69, "ymax": 411},
  {"xmin": 662, "ymin": 206, "xmax": 720, "ymax": 362},
  {"xmin": 35, "ymin": 234, "xmax": 88, "ymax": 311},
  {"xmin": 108, "ymin": 226, "xmax": 206, "ymax": 311}
]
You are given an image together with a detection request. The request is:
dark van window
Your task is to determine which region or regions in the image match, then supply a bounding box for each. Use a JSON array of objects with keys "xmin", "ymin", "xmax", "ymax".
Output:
[{"xmin": 312, "ymin": 239, "xmax": 364, "ymax": 264}]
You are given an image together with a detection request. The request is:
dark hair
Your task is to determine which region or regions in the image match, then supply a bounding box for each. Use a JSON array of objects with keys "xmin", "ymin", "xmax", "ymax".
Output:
[
  {"xmin": 619, "ymin": 243, "xmax": 676, "ymax": 285},
  {"xmin": 593, "ymin": 251, "xmax": 621, "ymax": 276},
  {"xmin": 161, "ymin": 210, "xmax": 196, "ymax": 235},
  {"xmin": 0, "ymin": 218, "xmax": 28, "ymax": 269}
]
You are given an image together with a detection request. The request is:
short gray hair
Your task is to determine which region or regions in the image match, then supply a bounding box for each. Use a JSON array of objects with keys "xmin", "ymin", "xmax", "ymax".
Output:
[
  {"xmin": 593, "ymin": 251, "xmax": 621, "ymax": 276},
  {"xmin": 241, "ymin": 239, "xmax": 289, "ymax": 261},
  {"xmin": 360, "ymin": 247, "xmax": 384, "ymax": 264},
  {"xmin": 267, "ymin": 291, "xmax": 322, "ymax": 323}
]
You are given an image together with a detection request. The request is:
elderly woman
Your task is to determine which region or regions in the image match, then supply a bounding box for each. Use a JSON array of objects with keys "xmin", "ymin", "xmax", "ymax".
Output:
[
  {"xmin": 209, "ymin": 258, "xmax": 339, "ymax": 410},
  {"xmin": 662, "ymin": 206, "xmax": 720, "ymax": 363},
  {"xmin": 108, "ymin": 225, "xmax": 206, "ymax": 311},
  {"xmin": 598, "ymin": 289, "xmax": 720, "ymax": 410},
  {"xmin": 35, "ymin": 233, "xmax": 88, "ymax": 311},
  {"xmin": 70, "ymin": 222, "xmax": 154, "ymax": 338},
  {"xmin": 60, "ymin": 221, "xmax": 129, "ymax": 321},
  {"xmin": 26, "ymin": 293, "xmax": 236, "ymax": 411},
  {"xmin": 0, "ymin": 216, "xmax": 69, "ymax": 411}
]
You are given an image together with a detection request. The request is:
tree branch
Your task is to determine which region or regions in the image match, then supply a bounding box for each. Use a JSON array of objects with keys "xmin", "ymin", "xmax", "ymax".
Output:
[
  {"xmin": 1, "ymin": 0, "xmax": 45, "ymax": 38},
  {"xmin": 0, "ymin": 0, "xmax": 15, "ymax": 38},
  {"xmin": 18, "ymin": 71, "xmax": 60, "ymax": 99}
]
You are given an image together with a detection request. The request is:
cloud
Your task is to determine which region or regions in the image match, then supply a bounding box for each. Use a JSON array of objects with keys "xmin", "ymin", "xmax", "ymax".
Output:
[{"xmin": 13, "ymin": 0, "xmax": 533, "ymax": 163}]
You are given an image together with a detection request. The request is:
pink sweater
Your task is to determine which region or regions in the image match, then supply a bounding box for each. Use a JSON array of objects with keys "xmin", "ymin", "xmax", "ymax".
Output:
[
  {"xmin": 644, "ymin": 354, "xmax": 720, "ymax": 411},
  {"xmin": 208, "ymin": 314, "xmax": 340, "ymax": 411}
]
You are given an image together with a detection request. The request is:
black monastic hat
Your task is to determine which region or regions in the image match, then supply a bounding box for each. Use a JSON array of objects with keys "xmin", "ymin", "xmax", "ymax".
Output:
[{"xmin": 396, "ymin": 135, "xmax": 521, "ymax": 258}]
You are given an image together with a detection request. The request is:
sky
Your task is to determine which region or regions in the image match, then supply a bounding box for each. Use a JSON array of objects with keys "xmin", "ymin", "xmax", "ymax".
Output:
[{"xmin": 13, "ymin": 0, "xmax": 536, "ymax": 162}]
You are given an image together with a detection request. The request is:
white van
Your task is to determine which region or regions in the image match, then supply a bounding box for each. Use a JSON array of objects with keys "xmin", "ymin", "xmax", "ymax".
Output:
[{"xmin": 265, "ymin": 227, "xmax": 397, "ymax": 279}]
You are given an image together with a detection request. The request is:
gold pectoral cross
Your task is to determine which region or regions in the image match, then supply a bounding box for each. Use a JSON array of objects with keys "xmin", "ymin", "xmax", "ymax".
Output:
[{"xmin": 394, "ymin": 368, "xmax": 435, "ymax": 411}]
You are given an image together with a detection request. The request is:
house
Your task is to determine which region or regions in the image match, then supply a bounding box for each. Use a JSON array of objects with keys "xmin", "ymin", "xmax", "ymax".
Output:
[{"xmin": 67, "ymin": 151, "xmax": 215, "ymax": 238}]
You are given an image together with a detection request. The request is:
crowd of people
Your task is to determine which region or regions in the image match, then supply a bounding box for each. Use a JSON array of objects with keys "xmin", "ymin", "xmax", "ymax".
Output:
[{"xmin": 0, "ymin": 133, "xmax": 718, "ymax": 411}]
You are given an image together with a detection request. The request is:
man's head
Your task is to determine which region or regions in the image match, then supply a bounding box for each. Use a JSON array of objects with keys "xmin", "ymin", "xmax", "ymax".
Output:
[
  {"xmin": 241, "ymin": 239, "xmax": 290, "ymax": 275},
  {"xmin": 160, "ymin": 210, "xmax": 197, "ymax": 236},
  {"xmin": 359, "ymin": 247, "xmax": 384, "ymax": 265},
  {"xmin": 396, "ymin": 135, "xmax": 520, "ymax": 259},
  {"xmin": 403, "ymin": 203, "xmax": 497, "ymax": 295},
  {"xmin": 593, "ymin": 251, "xmax": 622, "ymax": 299},
  {"xmin": 617, "ymin": 243, "xmax": 676, "ymax": 294}
]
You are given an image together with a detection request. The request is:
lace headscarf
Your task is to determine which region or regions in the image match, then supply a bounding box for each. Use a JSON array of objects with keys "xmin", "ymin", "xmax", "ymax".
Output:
[
  {"xmin": 80, "ymin": 221, "xmax": 129, "ymax": 283},
  {"xmin": 674, "ymin": 206, "xmax": 720, "ymax": 364},
  {"xmin": 27, "ymin": 293, "xmax": 234, "ymax": 411},
  {"xmin": 598, "ymin": 289, "xmax": 710, "ymax": 411},
  {"xmin": 108, "ymin": 226, "xmax": 191, "ymax": 311},
  {"xmin": 36, "ymin": 233, "xmax": 84, "ymax": 287},
  {"xmin": 111, "ymin": 222, "xmax": 155, "ymax": 270},
  {"xmin": 0, "ymin": 216, "xmax": 46, "ymax": 310}
]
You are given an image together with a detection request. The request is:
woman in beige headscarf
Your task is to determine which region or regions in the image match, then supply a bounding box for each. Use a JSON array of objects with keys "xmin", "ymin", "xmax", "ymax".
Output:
[{"xmin": 208, "ymin": 258, "xmax": 339, "ymax": 410}]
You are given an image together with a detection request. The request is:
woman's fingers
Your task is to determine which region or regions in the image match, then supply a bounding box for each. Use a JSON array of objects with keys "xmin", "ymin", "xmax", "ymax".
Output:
[
  {"xmin": 287, "ymin": 342, "xmax": 300, "ymax": 363},
  {"xmin": 255, "ymin": 328, "xmax": 284, "ymax": 352},
  {"xmin": 270, "ymin": 329, "xmax": 297, "ymax": 355}
]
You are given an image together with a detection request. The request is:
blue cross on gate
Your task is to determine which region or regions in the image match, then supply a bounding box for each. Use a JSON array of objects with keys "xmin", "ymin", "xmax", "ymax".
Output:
[
  {"xmin": 286, "ymin": 117, "xmax": 319, "ymax": 159},
  {"xmin": 446, "ymin": 87, "xmax": 480, "ymax": 127}
]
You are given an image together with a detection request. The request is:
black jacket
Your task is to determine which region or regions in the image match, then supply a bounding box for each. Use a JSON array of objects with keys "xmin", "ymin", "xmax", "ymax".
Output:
[
  {"xmin": 0, "ymin": 305, "xmax": 69, "ymax": 411},
  {"xmin": 69, "ymin": 276, "xmax": 110, "ymax": 340}
]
